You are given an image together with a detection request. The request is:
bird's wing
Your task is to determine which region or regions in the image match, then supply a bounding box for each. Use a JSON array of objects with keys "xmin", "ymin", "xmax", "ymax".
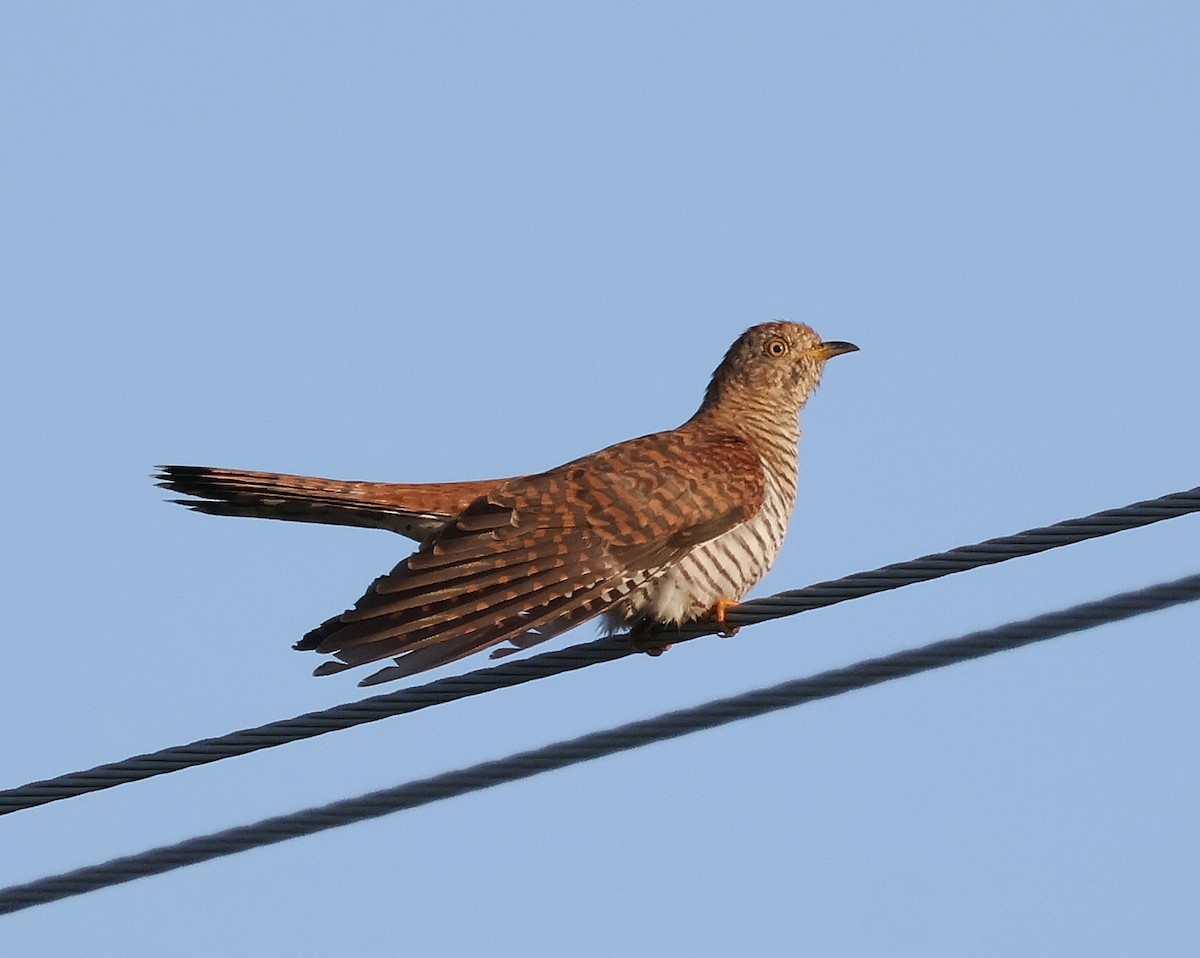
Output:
[
  {"xmin": 298, "ymin": 428, "xmax": 766, "ymax": 684},
  {"xmin": 156, "ymin": 465, "xmax": 506, "ymax": 540}
]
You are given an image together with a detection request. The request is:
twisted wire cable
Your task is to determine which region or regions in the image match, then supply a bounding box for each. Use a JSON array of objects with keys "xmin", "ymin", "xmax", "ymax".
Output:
[
  {"xmin": 2, "ymin": 485, "xmax": 1197, "ymax": 817},
  {"xmin": 2, "ymin": 571, "xmax": 1197, "ymax": 916}
]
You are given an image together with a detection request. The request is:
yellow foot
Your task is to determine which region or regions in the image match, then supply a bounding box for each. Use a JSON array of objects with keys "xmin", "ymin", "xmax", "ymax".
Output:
[{"xmin": 710, "ymin": 597, "xmax": 740, "ymax": 637}]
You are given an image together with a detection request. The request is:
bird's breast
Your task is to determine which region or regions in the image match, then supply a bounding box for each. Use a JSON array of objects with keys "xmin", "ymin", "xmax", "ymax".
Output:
[{"xmin": 609, "ymin": 466, "xmax": 795, "ymax": 628}]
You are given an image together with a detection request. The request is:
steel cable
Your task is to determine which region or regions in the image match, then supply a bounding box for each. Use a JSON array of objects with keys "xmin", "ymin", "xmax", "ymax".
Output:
[
  {"xmin": 1, "ymin": 484, "xmax": 1197, "ymax": 817},
  {"xmin": 2, "ymin": 571, "xmax": 1197, "ymax": 915}
]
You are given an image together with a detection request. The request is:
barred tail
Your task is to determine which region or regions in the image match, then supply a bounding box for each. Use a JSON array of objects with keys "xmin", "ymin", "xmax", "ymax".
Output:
[{"xmin": 155, "ymin": 465, "xmax": 503, "ymax": 541}]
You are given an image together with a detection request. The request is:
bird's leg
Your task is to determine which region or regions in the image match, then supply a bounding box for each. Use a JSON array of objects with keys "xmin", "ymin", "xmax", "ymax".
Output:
[{"xmin": 709, "ymin": 597, "xmax": 740, "ymax": 637}]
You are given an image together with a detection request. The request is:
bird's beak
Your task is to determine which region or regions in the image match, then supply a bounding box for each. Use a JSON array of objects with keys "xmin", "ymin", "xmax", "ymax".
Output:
[{"xmin": 816, "ymin": 340, "xmax": 859, "ymax": 360}]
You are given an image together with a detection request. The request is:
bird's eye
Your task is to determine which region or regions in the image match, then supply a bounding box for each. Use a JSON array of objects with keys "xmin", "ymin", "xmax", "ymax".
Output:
[{"xmin": 765, "ymin": 338, "xmax": 789, "ymax": 358}]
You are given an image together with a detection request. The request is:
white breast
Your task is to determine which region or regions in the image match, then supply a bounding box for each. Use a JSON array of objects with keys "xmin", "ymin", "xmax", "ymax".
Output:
[{"xmin": 607, "ymin": 469, "xmax": 795, "ymax": 628}]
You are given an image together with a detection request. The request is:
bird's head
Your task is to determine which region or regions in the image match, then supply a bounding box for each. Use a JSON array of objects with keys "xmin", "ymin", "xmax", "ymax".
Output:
[{"xmin": 701, "ymin": 321, "xmax": 858, "ymax": 414}]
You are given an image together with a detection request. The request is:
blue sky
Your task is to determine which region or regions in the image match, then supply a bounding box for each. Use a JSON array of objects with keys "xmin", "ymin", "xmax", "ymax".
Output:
[{"xmin": 3, "ymin": 2, "xmax": 1198, "ymax": 954}]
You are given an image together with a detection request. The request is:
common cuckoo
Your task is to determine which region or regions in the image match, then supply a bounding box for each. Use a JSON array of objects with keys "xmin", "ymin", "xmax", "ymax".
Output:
[{"xmin": 158, "ymin": 322, "xmax": 857, "ymax": 685}]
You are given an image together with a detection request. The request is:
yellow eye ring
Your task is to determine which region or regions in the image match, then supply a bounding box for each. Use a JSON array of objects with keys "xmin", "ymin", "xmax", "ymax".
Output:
[{"xmin": 765, "ymin": 338, "xmax": 789, "ymax": 358}]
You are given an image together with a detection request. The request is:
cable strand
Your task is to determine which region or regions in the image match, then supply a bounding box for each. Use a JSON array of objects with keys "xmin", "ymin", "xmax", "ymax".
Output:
[{"xmin": 2, "ymin": 571, "xmax": 1197, "ymax": 915}]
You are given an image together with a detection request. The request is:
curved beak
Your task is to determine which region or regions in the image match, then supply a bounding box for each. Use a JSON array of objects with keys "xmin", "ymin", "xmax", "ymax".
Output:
[{"xmin": 816, "ymin": 340, "xmax": 859, "ymax": 360}]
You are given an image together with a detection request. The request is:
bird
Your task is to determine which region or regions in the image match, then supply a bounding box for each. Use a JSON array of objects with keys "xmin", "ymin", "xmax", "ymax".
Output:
[{"xmin": 157, "ymin": 322, "xmax": 857, "ymax": 686}]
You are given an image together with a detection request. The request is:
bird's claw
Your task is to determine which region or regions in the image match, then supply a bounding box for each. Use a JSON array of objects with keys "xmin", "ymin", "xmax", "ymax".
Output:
[
  {"xmin": 628, "ymin": 626, "xmax": 672, "ymax": 657},
  {"xmin": 710, "ymin": 597, "xmax": 740, "ymax": 637}
]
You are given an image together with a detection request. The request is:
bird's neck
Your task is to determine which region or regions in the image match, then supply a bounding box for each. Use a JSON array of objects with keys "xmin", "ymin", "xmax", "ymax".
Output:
[{"xmin": 690, "ymin": 391, "xmax": 801, "ymax": 496}]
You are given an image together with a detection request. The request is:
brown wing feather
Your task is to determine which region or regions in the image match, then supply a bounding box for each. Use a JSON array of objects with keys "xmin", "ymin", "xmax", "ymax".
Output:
[
  {"xmin": 354, "ymin": 584, "xmax": 622, "ymax": 685},
  {"xmin": 299, "ymin": 425, "xmax": 765, "ymax": 682}
]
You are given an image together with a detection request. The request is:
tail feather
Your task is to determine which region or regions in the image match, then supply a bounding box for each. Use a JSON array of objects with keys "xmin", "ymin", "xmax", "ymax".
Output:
[{"xmin": 156, "ymin": 465, "xmax": 507, "ymax": 541}]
